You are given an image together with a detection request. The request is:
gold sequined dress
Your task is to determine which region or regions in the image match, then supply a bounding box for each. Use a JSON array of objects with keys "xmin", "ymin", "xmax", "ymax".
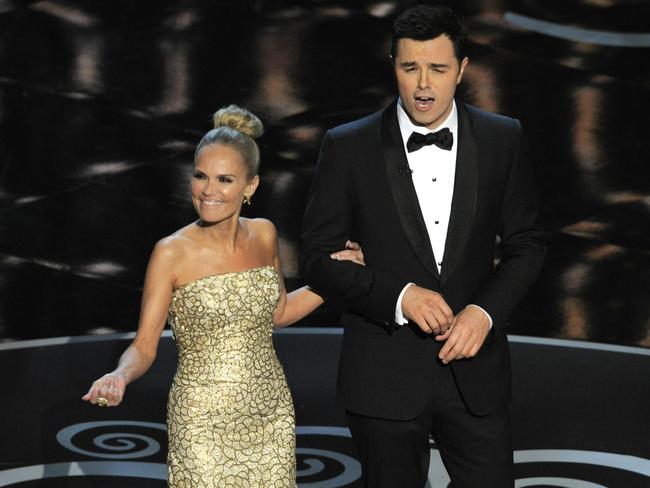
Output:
[{"xmin": 166, "ymin": 265, "xmax": 295, "ymax": 487}]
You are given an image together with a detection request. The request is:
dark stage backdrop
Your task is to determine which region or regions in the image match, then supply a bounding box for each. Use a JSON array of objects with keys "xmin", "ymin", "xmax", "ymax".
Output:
[{"xmin": 0, "ymin": 0, "xmax": 649, "ymax": 346}]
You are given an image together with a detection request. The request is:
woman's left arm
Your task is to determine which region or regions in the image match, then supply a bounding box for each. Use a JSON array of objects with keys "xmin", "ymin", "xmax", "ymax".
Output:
[{"xmin": 272, "ymin": 234, "xmax": 364, "ymax": 328}]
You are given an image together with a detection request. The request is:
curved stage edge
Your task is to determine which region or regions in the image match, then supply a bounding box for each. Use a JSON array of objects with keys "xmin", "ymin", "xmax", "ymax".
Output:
[{"xmin": 1, "ymin": 328, "xmax": 649, "ymax": 487}]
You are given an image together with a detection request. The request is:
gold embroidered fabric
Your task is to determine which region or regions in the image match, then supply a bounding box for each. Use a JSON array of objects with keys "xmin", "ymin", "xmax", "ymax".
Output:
[{"xmin": 166, "ymin": 265, "xmax": 295, "ymax": 487}]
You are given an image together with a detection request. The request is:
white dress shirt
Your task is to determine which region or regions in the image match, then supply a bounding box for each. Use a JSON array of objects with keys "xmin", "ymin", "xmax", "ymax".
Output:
[{"xmin": 393, "ymin": 99, "xmax": 492, "ymax": 328}]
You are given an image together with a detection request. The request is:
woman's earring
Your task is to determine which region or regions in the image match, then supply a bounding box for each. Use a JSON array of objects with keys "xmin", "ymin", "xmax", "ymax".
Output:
[{"xmin": 243, "ymin": 195, "xmax": 252, "ymax": 206}]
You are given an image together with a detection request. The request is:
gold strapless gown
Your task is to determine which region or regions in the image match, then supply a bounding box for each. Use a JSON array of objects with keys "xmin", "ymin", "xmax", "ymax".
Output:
[{"xmin": 166, "ymin": 265, "xmax": 295, "ymax": 487}]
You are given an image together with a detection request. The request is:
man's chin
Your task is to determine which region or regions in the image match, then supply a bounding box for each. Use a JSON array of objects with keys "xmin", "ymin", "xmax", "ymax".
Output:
[
  {"xmin": 403, "ymin": 106, "xmax": 439, "ymax": 128},
  {"xmin": 410, "ymin": 114, "xmax": 440, "ymax": 129}
]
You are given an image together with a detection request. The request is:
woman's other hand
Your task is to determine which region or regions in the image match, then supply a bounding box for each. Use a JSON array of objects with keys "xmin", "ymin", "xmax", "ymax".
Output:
[{"xmin": 82, "ymin": 372, "xmax": 128, "ymax": 407}]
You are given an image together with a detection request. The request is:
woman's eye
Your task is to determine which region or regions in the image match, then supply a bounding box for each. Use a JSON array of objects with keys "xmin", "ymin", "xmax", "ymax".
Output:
[
  {"xmin": 219, "ymin": 176, "xmax": 233, "ymax": 183},
  {"xmin": 192, "ymin": 172, "xmax": 206, "ymax": 180}
]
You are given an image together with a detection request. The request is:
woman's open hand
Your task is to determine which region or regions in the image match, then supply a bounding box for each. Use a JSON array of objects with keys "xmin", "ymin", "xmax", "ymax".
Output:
[{"xmin": 330, "ymin": 240, "xmax": 365, "ymax": 266}]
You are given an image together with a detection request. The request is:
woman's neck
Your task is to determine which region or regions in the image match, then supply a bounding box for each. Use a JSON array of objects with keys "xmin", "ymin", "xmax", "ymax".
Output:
[{"xmin": 195, "ymin": 215, "xmax": 245, "ymax": 253}]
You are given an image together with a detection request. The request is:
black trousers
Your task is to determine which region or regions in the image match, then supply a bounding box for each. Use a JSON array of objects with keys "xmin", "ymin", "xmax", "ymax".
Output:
[{"xmin": 346, "ymin": 362, "xmax": 513, "ymax": 488}]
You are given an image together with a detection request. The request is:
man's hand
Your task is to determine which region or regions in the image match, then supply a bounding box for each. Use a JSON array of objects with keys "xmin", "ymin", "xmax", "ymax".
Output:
[
  {"xmin": 436, "ymin": 306, "xmax": 491, "ymax": 364},
  {"xmin": 401, "ymin": 285, "xmax": 454, "ymax": 335}
]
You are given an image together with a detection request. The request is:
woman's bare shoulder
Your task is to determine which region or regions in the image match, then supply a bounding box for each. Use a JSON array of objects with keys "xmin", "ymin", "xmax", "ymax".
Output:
[
  {"xmin": 152, "ymin": 222, "xmax": 197, "ymax": 262},
  {"xmin": 243, "ymin": 217, "xmax": 277, "ymax": 240},
  {"xmin": 242, "ymin": 218, "xmax": 278, "ymax": 261}
]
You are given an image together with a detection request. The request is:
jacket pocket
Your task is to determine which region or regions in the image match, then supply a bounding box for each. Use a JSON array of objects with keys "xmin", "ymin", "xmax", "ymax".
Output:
[{"xmin": 341, "ymin": 312, "xmax": 391, "ymax": 335}]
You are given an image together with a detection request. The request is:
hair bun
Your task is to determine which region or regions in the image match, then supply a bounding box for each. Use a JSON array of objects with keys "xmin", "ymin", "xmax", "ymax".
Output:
[{"xmin": 212, "ymin": 105, "xmax": 264, "ymax": 140}]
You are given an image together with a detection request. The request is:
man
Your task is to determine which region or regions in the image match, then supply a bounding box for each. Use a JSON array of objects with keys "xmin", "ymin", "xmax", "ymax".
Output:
[{"xmin": 299, "ymin": 4, "xmax": 546, "ymax": 487}]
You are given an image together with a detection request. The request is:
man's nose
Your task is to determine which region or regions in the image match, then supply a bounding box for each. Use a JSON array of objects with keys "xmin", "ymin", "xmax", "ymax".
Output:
[{"xmin": 417, "ymin": 70, "xmax": 430, "ymax": 90}]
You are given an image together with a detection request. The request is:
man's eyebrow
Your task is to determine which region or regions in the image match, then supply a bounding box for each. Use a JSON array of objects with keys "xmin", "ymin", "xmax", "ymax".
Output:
[{"xmin": 399, "ymin": 61, "xmax": 450, "ymax": 68}]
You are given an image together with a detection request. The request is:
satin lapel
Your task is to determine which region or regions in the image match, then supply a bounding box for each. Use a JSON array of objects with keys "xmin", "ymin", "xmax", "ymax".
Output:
[
  {"xmin": 381, "ymin": 102, "xmax": 439, "ymax": 279},
  {"xmin": 440, "ymin": 101, "xmax": 478, "ymax": 284}
]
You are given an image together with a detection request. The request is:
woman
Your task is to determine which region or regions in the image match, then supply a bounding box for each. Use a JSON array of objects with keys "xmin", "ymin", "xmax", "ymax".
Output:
[{"xmin": 82, "ymin": 105, "xmax": 363, "ymax": 487}]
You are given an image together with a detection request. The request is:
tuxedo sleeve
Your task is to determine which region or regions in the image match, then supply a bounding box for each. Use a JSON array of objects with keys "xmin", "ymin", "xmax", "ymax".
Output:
[
  {"xmin": 299, "ymin": 130, "xmax": 408, "ymax": 330},
  {"xmin": 471, "ymin": 121, "xmax": 547, "ymax": 331}
]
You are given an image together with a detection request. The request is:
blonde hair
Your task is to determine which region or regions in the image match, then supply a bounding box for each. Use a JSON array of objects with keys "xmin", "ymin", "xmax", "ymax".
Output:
[{"xmin": 194, "ymin": 105, "xmax": 264, "ymax": 177}]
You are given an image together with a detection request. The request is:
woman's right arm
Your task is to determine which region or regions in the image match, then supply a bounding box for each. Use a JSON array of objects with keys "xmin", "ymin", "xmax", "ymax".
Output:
[{"xmin": 82, "ymin": 239, "xmax": 177, "ymax": 407}]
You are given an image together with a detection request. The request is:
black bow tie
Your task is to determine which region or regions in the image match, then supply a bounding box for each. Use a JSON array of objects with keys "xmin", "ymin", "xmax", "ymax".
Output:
[{"xmin": 406, "ymin": 128, "xmax": 453, "ymax": 152}]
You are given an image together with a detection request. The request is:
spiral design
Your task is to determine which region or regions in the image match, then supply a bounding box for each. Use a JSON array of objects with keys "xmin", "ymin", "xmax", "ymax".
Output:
[
  {"xmin": 295, "ymin": 426, "xmax": 361, "ymax": 487},
  {"xmin": 56, "ymin": 421, "xmax": 167, "ymax": 459},
  {"xmin": 296, "ymin": 448, "xmax": 361, "ymax": 487},
  {"xmin": 515, "ymin": 478, "xmax": 606, "ymax": 488}
]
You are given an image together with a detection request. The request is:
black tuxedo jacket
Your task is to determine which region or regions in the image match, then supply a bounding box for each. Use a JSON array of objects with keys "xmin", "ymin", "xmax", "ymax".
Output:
[{"xmin": 299, "ymin": 100, "xmax": 546, "ymax": 419}]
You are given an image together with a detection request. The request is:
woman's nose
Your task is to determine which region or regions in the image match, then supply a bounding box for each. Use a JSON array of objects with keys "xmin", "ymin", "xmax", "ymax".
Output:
[{"xmin": 202, "ymin": 179, "xmax": 217, "ymax": 195}]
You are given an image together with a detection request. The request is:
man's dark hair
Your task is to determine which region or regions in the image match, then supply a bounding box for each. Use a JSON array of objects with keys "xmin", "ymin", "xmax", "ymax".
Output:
[{"xmin": 390, "ymin": 4, "xmax": 467, "ymax": 62}]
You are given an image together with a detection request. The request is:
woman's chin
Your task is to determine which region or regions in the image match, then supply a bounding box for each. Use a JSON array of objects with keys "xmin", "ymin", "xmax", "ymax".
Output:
[{"xmin": 196, "ymin": 211, "xmax": 239, "ymax": 227}]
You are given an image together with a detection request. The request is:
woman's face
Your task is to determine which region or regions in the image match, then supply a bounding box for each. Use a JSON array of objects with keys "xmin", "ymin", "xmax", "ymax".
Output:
[{"xmin": 191, "ymin": 143, "xmax": 258, "ymax": 224}]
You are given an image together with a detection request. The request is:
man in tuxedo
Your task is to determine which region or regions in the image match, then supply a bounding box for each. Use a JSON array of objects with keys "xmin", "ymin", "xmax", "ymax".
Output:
[{"xmin": 299, "ymin": 4, "xmax": 546, "ymax": 487}]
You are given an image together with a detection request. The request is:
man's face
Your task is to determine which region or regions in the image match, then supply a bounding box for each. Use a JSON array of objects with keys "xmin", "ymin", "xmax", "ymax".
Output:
[{"xmin": 394, "ymin": 36, "xmax": 468, "ymax": 130}]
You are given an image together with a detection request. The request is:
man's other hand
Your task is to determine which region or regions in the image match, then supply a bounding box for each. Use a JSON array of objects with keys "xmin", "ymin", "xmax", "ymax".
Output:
[{"xmin": 436, "ymin": 306, "xmax": 491, "ymax": 364}]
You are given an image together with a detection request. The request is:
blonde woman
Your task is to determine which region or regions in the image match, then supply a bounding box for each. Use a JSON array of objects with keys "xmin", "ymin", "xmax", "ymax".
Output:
[{"xmin": 83, "ymin": 105, "xmax": 363, "ymax": 487}]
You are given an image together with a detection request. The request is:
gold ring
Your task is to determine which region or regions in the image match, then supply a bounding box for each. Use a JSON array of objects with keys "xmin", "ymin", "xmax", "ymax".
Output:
[{"xmin": 96, "ymin": 397, "xmax": 108, "ymax": 407}]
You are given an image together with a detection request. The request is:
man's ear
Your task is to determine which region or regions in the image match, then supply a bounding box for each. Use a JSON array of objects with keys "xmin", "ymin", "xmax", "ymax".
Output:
[{"xmin": 457, "ymin": 56, "xmax": 470, "ymax": 84}]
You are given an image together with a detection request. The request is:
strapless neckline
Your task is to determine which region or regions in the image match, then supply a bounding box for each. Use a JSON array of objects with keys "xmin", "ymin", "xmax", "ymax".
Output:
[{"xmin": 174, "ymin": 265, "xmax": 276, "ymax": 292}]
